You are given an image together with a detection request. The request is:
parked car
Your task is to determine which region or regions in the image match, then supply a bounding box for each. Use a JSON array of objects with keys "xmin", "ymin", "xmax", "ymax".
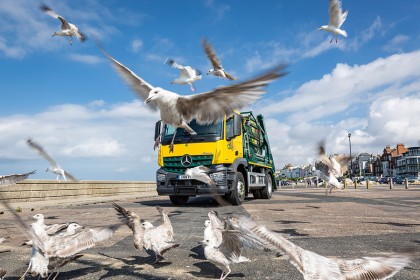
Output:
[
  {"xmin": 405, "ymin": 176, "xmax": 419, "ymax": 183},
  {"xmin": 378, "ymin": 177, "xmax": 390, "ymax": 184},
  {"xmin": 393, "ymin": 176, "xmax": 405, "ymax": 184}
]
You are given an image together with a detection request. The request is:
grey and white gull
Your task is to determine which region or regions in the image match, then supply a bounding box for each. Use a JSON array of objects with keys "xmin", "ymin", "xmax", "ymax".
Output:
[
  {"xmin": 202, "ymin": 38, "xmax": 236, "ymax": 80},
  {"xmin": 200, "ymin": 211, "xmax": 257, "ymax": 280},
  {"xmin": 0, "ymin": 268, "xmax": 6, "ymax": 280},
  {"xmin": 100, "ymin": 47, "xmax": 288, "ymax": 152},
  {"xmin": 112, "ymin": 203, "xmax": 179, "ymax": 263},
  {"xmin": 21, "ymin": 213, "xmax": 118, "ymax": 279},
  {"xmin": 318, "ymin": 0, "xmax": 348, "ymax": 43},
  {"xmin": 26, "ymin": 138, "xmax": 77, "ymax": 181},
  {"xmin": 230, "ymin": 215, "xmax": 415, "ymax": 280},
  {"xmin": 0, "ymin": 171, "xmax": 36, "ymax": 187},
  {"xmin": 40, "ymin": 4, "xmax": 86, "ymax": 45},
  {"xmin": 185, "ymin": 166, "xmax": 216, "ymax": 187},
  {"xmin": 316, "ymin": 141, "xmax": 352, "ymax": 194},
  {"xmin": 165, "ymin": 59, "xmax": 202, "ymax": 92}
]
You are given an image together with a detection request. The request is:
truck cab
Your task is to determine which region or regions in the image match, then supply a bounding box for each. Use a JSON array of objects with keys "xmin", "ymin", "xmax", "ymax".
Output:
[{"xmin": 154, "ymin": 111, "xmax": 277, "ymax": 205}]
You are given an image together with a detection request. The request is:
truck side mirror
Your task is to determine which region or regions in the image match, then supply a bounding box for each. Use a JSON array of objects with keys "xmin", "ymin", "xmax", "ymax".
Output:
[
  {"xmin": 155, "ymin": 120, "xmax": 162, "ymax": 140},
  {"xmin": 233, "ymin": 113, "xmax": 242, "ymax": 137}
]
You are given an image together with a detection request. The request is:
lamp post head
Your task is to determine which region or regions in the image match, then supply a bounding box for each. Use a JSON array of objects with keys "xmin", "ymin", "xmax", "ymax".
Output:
[{"xmin": 348, "ymin": 132, "xmax": 351, "ymax": 138}]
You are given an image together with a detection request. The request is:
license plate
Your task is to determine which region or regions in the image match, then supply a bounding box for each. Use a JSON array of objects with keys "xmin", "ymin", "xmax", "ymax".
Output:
[{"xmin": 177, "ymin": 175, "xmax": 191, "ymax": 180}]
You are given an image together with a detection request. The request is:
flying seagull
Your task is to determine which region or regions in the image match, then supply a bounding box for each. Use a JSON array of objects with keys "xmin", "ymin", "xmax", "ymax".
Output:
[
  {"xmin": 318, "ymin": 0, "xmax": 348, "ymax": 43},
  {"xmin": 26, "ymin": 138, "xmax": 77, "ymax": 181},
  {"xmin": 40, "ymin": 4, "xmax": 86, "ymax": 45},
  {"xmin": 100, "ymin": 47, "xmax": 288, "ymax": 152},
  {"xmin": 165, "ymin": 59, "xmax": 202, "ymax": 92},
  {"xmin": 202, "ymin": 38, "xmax": 236, "ymax": 80},
  {"xmin": 316, "ymin": 141, "xmax": 352, "ymax": 193},
  {"xmin": 185, "ymin": 166, "xmax": 216, "ymax": 187},
  {"xmin": 0, "ymin": 170, "xmax": 35, "ymax": 187},
  {"xmin": 233, "ymin": 215, "xmax": 415, "ymax": 280}
]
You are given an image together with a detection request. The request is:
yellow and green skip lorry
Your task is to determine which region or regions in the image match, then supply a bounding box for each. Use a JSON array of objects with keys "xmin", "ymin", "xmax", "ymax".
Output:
[{"xmin": 154, "ymin": 111, "xmax": 277, "ymax": 205}]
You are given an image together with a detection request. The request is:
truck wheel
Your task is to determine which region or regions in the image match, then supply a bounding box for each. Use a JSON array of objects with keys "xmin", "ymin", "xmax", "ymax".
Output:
[
  {"xmin": 169, "ymin": 195, "xmax": 189, "ymax": 206},
  {"xmin": 260, "ymin": 171, "xmax": 273, "ymax": 199},
  {"xmin": 227, "ymin": 172, "xmax": 246, "ymax": 205}
]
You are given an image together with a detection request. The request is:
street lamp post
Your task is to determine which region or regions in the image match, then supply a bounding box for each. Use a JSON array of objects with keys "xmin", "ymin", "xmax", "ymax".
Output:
[{"xmin": 348, "ymin": 132, "xmax": 352, "ymax": 179}]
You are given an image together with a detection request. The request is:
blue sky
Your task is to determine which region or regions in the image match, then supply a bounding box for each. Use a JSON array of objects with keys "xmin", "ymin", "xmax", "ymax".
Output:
[{"xmin": 1, "ymin": 0, "xmax": 419, "ymax": 180}]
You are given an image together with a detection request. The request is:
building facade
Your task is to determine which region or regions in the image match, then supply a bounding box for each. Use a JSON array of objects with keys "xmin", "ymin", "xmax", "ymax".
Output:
[{"xmin": 395, "ymin": 146, "xmax": 420, "ymax": 177}]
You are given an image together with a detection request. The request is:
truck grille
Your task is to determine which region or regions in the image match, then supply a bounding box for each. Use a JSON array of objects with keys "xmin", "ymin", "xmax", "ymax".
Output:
[{"xmin": 163, "ymin": 155, "xmax": 213, "ymax": 173}]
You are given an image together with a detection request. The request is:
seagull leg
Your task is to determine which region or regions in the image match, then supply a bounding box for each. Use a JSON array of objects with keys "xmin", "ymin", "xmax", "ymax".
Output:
[
  {"xmin": 189, "ymin": 83, "xmax": 196, "ymax": 92},
  {"xmin": 169, "ymin": 130, "xmax": 178, "ymax": 153},
  {"xmin": 19, "ymin": 264, "xmax": 30, "ymax": 280},
  {"xmin": 221, "ymin": 266, "xmax": 231, "ymax": 280},
  {"xmin": 154, "ymin": 130, "xmax": 164, "ymax": 150},
  {"xmin": 330, "ymin": 36, "xmax": 334, "ymax": 43},
  {"xmin": 52, "ymin": 272, "xmax": 60, "ymax": 280}
]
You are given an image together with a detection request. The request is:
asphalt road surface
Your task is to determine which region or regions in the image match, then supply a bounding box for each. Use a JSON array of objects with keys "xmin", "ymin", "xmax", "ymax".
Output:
[{"xmin": 1, "ymin": 186, "xmax": 419, "ymax": 279}]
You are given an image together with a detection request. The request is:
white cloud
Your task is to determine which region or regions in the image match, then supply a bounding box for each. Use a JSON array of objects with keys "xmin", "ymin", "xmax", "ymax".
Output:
[
  {"xmin": 255, "ymin": 51, "xmax": 420, "ymax": 169},
  {"xmin": 69, "ymin": 54, "xmax": 103, "ymax": 64},
  {"xmin": 383, "ymin": 34, "xmax": 410, "ymax": 52},
  {"xmin": 131, "ymin": 39, "xmax": 143, "ymax": 53},
  {"xmin": 0, "ymin": 100, "xmax": 160, "ymax": 180}
]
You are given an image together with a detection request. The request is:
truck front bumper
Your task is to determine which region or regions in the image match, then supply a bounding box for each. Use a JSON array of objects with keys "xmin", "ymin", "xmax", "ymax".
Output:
[{"xmin": 156, "ymin": 167, "xmax": 233, "ymax": 196}]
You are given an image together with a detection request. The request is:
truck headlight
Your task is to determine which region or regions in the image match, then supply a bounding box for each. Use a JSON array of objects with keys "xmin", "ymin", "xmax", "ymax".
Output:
[
  {"xmin": 157, "ymin": 174, "xmax": 166, "ymax": 182},
  {"xmin": 209, "ymin": 171, "xmax": 225, "ymax": 181}
]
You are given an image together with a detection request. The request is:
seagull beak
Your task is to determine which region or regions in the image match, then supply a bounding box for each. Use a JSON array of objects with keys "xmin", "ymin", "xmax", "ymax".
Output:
[{"xmin": 144, "ymin": 97, "xmax": 152, "ymax": 104}]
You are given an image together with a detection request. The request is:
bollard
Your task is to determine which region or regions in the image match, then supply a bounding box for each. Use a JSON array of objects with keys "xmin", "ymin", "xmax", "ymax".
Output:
[
  {"xmin": 354, "ymin": 180, "xmax": 357, "ymax": 189},
  {"xmin": 389, "ymin": 178, "xmax": 393, "ymax": 189},
  {"xmin": 405, "ymin": 178, "xmax": 409, "ymax": 189},
  {"xmin": 366, "ymin": 180, "xmax": 369, "ymax": 189},
  {"xmin": 343, "ymin": 179, "xmax": 346, "ymax": 189}
]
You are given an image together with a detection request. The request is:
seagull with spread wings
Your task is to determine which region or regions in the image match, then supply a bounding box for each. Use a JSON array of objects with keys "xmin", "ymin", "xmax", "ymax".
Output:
[
  {"xmin": 202, "ymin": 38, "xmax": 236, "ymax": 80},
  {"xmin": 316, "ymin": 141, "xmax": 352, "ymax": 193},
  {"xmin": 100, "ymin": 47, "xmax": 287, "ymax": 152},
  {"xmin": 40, "ymin": 4, "xmax": 86, "ymax": 45},
  {"xmin": 0, "ymin": 170, "xmax": 35, "ymax": 187},
  {"xmin": 233, "ymin": 215, "xmax": 415, "ymax": 280},
  {"xmin": 318, "ymin": 0, "xmax": 348, "ymax": 43},
  {"xmin": 165, "ymin": 59, "xmax": 202, "ymax": 92},
  {"xmin": 26, "ymin": 138, "xmax": 77, "ymax": 181}
]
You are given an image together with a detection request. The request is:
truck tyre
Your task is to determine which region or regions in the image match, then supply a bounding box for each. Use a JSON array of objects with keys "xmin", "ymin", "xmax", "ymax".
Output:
[
  {"xmin": 169, "ymin": 195, "xmax": 189, "ymax": 206},
  {"xmin": 227, "ymin": 172, "xmax": 246, "ymax": 205},
  {"xmin": 260, "ymin": 171, "xmax": 273, "ymax": 199}
]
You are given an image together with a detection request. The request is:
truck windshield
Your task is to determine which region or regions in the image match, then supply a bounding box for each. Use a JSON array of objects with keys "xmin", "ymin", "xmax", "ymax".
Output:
[{"xmin": 161, "ymin": 120, "xmax": 223, "ymax": 144}]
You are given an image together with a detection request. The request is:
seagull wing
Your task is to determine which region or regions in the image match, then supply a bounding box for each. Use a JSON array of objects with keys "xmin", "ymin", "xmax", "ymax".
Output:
[
  {"xmin": 329, "ymin": 0, "xmax": 346, "ymax": 28},
  {"xmin": 223, "ymin": 71, "xmax": 236, "ymax": 80},
  {"xmin": 165, "ymin": 59, "xmax": 184, "ymax": 70},
  {"xmin": 337, "ymin": 250, "xmax": 414, "ymax": 279},
  {"xmin": 63, "ymin": 170, "xmax": 78, "ymax": 181},
  {"xmin": 0, "ymin": 170, "xmax": 36, "ymax": 187},
  {"xmin": 48, "ymin": 225, "xmax": 118, "ymax": 258},
  {"xmin": 27, "ymin": 138, "xmax": 58, "ymax": 167},
  {"xmin": 100, "ymin": 48, "xmax": 158, "ymax": 111},
  {"xmin": 40, "ymin": 4, "xmax": 71, "ymax": 30},
  {"xmin": 202, "ymin": 38, "xmax": 223, "ymax": 70},
  {"xmin": 57, "ymin": 16, "xmax": 71, "ymax": 30},
  {"xmin": 176, "ymin": 64, "xmax": 288, "ymax": 124},
  {"xmin": 112, "ymin": 202, "xmax": 144, "ymax": 249}
]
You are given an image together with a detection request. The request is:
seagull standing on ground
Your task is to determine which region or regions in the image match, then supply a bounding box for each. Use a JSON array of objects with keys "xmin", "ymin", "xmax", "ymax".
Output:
[
  {"xmin": 202, "ymin": 38, "xmax": 236, "ymax": 80},
  {"xmin": 233, "ymin": 215, "xmax": 415, "ymax": 280},
  {"xmin": 165, "ymin": 59, "xmax": 202, "ymax": 92},
  {"xmin": 112, "ymin": 203, "xmax": 179, "ymax": 263},
  {"xmin": 40, "ymin": 4, "xmax": 86, "ymax": 45},
  {"xmin": 22, "ymin": 213, "xmax": 117, "ymax": 279},
  {"xmin": 0, "ymin": 171, "xmax": 35, "ymax": 187},
  {"xmin": 318, "ymin": 0, "xmax": 348, "ymax": 43},
  {"xmin": 26, "ymin": 138, "xmax": 77, "ymax": 181},
  {"xmin": 100, "ymin": 47, "xmax": 288, "ymax": 152},
  {"xmin": 316, "ymin": 141, "xmax": 352, "ymax": 194}
]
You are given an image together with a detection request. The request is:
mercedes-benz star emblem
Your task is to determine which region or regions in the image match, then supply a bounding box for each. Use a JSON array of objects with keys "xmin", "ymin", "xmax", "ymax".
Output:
[{"xmin": 181, "ymin": 155, "xmax": 192, "ymax": 167}]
